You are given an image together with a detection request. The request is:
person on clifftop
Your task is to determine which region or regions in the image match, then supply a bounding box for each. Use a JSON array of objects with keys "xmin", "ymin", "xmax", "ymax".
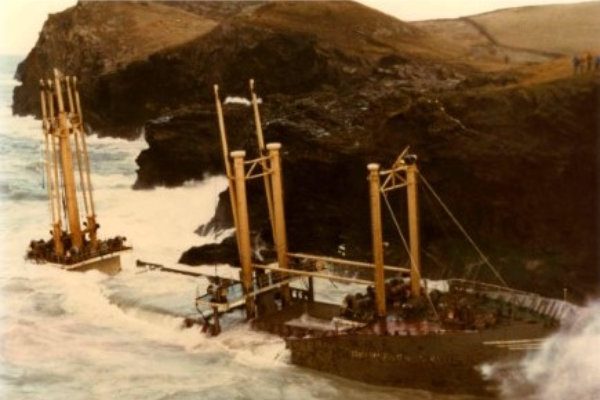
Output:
[
  {"xmin": 585, "ymin": 52, "xmax": 593, "ymax": 72},
  {"xmin": 572, "ymin": 55, "xmax": 581, "ymax": 74}
]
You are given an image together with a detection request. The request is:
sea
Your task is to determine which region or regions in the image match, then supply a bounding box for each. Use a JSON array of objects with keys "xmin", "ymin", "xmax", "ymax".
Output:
[{"xmin": 0, "ymin": 55, "xmax": 598, "ymax": 400}]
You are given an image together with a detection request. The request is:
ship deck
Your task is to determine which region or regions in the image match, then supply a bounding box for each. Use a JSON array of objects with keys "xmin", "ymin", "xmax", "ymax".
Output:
[
  {"xmin": 250, "ymin": 293, "xmax": 557, "ymax": 340},
  {"xmin": 252, "ymin": 300, "xmax": 342, "ymax": 334}
]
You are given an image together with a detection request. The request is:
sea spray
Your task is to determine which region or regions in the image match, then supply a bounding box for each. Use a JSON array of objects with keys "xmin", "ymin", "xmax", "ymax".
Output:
[
  {"xmin": 483, "ymin": 301, "xmax": 600, "ymax": 399},
  {"xmin": 0, "ymin": 55, "xmax": 499, "ymax": 400}
]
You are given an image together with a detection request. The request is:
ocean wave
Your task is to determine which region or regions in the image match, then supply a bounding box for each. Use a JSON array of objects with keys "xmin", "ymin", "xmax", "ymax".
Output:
[
  {"xmin": 485, "ymin": 300, "xmax": 600, "ymax": 399},
  {"xmin": 0, "ymin": 78, "xmax": 20, "ymax": 87}
]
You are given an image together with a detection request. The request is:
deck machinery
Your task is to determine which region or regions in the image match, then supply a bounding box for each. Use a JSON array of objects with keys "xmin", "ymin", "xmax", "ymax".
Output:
[{"xmin": 26, "ymin": 69, "xmax": 129, "ymax": 274}]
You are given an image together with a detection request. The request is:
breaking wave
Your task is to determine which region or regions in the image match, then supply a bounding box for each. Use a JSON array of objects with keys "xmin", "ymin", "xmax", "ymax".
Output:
[
  {"xmin": 482, "ymin": 301, "xmax": 600, "ymax": 399},
  {"xmin": 2, "ymin": 56, "xmax": 474, "ymax": 399},
  {"xmin": 2, "ymin": 56, "xmax": 596, "ymax": 400}
]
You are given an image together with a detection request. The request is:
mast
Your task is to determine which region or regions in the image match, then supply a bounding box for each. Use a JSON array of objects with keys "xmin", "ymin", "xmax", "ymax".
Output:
[
  {"xmin": 213, "ymin": 85, "xmax": 241, "ymax": 254},
  {"xmin": 53, "ymin": 68, "xmax": 83, "ymax": 251},
  {"xmin": 70, "ymin": 76, "xmax": 98, "ymax": 250},
  {"xmin": 368, "ymin": 163, "xmax": 386, "ymax": 318},
  {"xmin": 406, "ymin": 163, "xmax": 422, "ymax": 297},
  {"xmin": 231, "ymin": 150, "xmax": 255, "ymax": 318},
  {"xmin": 46, "ymin": 80, "xmax": 65, "ymax": 255},
  {"xmin": 249, "ymin": 79, "xmax": 276, "ymax": 243},
  {"xmin": 65, "ymin": 78, "xmax": 90, "ymax": 217},
  {"xmin": 377, "ymin": 153, "xmax": 422, "ymax": 299},
  {"xmin": 40, "ymin": 80, "xmax": 64, "ymax": 257},
  {"xmin": 267, "ymin": 143, "xmax": 290, "ymax": 302}
]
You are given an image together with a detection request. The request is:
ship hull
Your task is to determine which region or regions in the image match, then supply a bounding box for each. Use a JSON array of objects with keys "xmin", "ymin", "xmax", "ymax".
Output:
[
  {"xmin": 286, "ymin": 321, "xmax": 553, "ymax": 396},
  {"xmin": 48, "ymin": 253, "xmax": 123, "ymax": 276}
]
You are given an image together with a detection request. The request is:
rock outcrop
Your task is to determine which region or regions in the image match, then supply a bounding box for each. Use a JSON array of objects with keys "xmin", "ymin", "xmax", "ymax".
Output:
[
  {"xmin": 149, "ymin": 74, "xmax": 599, "ymax": 300},
  {"xmin": 12, "ymin": 1, "xmax": 599, "ymax": 300},
  {"xmin": 13, "ymin": 1, "xmax": 458, "ymax": 137}
]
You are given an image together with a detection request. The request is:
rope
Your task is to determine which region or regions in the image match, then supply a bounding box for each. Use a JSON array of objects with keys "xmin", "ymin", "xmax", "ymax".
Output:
[
  {"xmin": 381, "ymin": 191, "xmax": 412, "ymax": 266},
  {"xmin": 380, "ymin": 191, "xmax": 440, "ymax": 321},
  {"xmin": 419, "ymin": 173, "xmax": 508, "ymax": 287},
  {"xmin": 40, "ymin": 148, "xmax": 45, "ymax": 189}
]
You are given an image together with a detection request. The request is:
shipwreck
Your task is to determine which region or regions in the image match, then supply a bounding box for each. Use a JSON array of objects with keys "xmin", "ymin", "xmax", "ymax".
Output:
[{"xmin": 26, "ymin": 69, "xmax": 129, "ymax": 275}]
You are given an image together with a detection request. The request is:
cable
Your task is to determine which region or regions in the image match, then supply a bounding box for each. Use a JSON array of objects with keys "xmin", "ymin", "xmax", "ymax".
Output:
[
  {"xmin": 419, "ymin": 173, "xmax": 508, "ymax": 287},
  {"xmin": 381, "ymin": 191, "xmax": 412, "ymax": 264},
  {"xmin": 380, "ymin": 190, "xmax": 440, "ymax": 321}
]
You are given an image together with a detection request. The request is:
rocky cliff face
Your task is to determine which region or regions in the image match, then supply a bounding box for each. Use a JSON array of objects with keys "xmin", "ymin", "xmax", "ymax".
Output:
[
  {"xmin": 12, "ymin": 1, "xmax": 599, "ymax": 300},
  {"xmin": 13, "ymin": 1, "xmax": 454, "ymax": 137},
  {"xmin": 147, "ymin": 74, "xmax": 599, "ymax": 300}
]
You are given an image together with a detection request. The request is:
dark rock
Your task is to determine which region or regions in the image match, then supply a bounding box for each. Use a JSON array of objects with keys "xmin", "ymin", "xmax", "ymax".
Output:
[
  {"xmin": 179, "ymin": 235, "xmax": 239, "ymax": 266},
  {"xmin": 11, "ymin": 1, "xmax": 599, "ymax": 301},
  {"xmin": 173, "ymin": 76, "xmax": 599, "ymax": 301},
  {"xmin": 14, "ymin": 1, "xmax": 437, "ymax": 137}
]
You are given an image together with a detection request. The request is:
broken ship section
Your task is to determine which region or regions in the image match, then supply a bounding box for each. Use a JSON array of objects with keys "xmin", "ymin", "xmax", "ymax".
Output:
[
  {"xmin": 143, "ymin": 80, "xmax": 579, "ymax": 394},
  {"xmin": 26, "ymin": 69, "xmax": 129, "ymax": 275}
]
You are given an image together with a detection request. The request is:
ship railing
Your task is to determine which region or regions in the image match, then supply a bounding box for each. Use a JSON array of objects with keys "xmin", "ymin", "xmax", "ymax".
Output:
[
  {"xmin": 196, "ymin": 275, "xmax": 298, "ymax": 313},
  {"xmin": 253, "ymin": 262, "xmax": 373, "ymax": 285},
  {"xmin": 447, "ymin": 278, "xmax": 530, "ymax": 295},
  {"xmin": 287, "ymin": 252, "xmax": 410, "ymax": 274},
  {"xmin": 448, "ymin": 278, "xmax": 581, "ymax": 323}
]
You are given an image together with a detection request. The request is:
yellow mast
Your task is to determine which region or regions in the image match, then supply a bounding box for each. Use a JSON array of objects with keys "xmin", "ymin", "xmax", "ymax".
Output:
[
  {"xmin": 70, "ymin": 76, "xmax": 98, "ymax": 250},
  {"xmin": 406, "ymin": 164, "xmax": 422, "ymax": 297},
  {"xmin": 267, "ymin": 143, "xmax": 291, "ymax": 302},
  {"xmin": 249, "ymin": 79, "xmax": 276, "ymax": 243},
  {"xmin": 40, "ymin": 80, "xmax": 64, "ymax": 257},
  {"xmin": 53, "ymin": 69, "xmax": 83, "ymax": 251},
  {"xmin": 65, "ymin": 78, "xmax": 90, "ymax": 215},
  {"xmin": 213, "ymin": 85, "xmax": 241, "ymax": 254},
  {"xmin": 231, "ymin": 150, "xmax": 255, "ymax": 318},
  {"xmin": 368, "ymin": 163, "xmax": 386, "ymax": 318},
  {"xmin": 46, "ymin": 80, "xmax": 63, "ymax": 228}
]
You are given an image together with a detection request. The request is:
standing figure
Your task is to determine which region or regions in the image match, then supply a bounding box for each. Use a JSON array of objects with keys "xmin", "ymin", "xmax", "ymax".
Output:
[
  {"xmin": 572, "ymin": 55, "xmax": 581, "ymax": 74},
  {"xmin": 595, "ymin": 55, "xmax": 600, "ymax": 71},
  {"xmin": 585, "ymin": 52, "xmax": 593, "ymax": 72}
]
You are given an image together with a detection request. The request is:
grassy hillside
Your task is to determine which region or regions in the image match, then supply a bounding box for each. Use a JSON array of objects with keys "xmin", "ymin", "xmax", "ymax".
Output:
[
  {"xmin": 416, "ymin": 1, "xmax": 600, "ymax": 71},
  {"xmin": 472, "ymin": 1, "xmax": 600, "ymax": 55}
]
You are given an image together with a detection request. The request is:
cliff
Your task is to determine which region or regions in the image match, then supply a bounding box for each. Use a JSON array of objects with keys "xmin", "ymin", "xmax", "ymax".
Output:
[
  {"xmin": 12, "ymin": 1, "xmax": 599, "ymax": 300},
  {"xmin": 169, "ymin": 74, "xmax": 599, "ymax": 301},
  {"xmin": 13, "ymin": 1, "xmax": 460, "ymax": 137}
]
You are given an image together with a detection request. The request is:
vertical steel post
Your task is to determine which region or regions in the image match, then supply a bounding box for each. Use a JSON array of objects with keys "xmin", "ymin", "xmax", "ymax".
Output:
[
  {"xmin": 72, "ymin": 77, "xmax": 98, "ymax": 250},
  {"xmin": 53, "ymin": 69, "xmax": 83, "ymax": 251},
  {"xmin": 66, "ymin": 77, "xmax": 90, "ymax": 216},
  {"xmin": 266, "ymin": 143, "xmax": 291, "ymax": 302},
  {"xmin": 368, "ymin": 163, "xmax": 386, "ymax": 318},
  {"xmin": 214, "ymin": 85, "xmax": 241, "ymax": 255},
  {"xmin": 406, "ymin": 164, "xmax": 422, "ymax": 297},
  {"xmin": 40, "ymin": 81, "xmax": 63, "ymax": 257},
  {"xmin": 212, "ymin": 305, "xmax": 221, "ymax": 335},
  {"xmin": 249, "ymin": 79, "xmax": 276, "ymax": 243},
  {"xmin": 40, "ymin": 81, "xmax": 53, "ymax": 222},
  {"xmin": 231, "ymin": 151, "xmax": 255, "ymax": 318},
  {"xmin": 46, "ymin": 80, "xmax": 64, "ymax": 257}
]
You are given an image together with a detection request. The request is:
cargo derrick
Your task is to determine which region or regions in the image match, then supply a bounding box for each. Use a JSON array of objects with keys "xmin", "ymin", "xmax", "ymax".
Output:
[{"xmin": 26, "ymin": 69, "xmax": 129, "ymax": 274}]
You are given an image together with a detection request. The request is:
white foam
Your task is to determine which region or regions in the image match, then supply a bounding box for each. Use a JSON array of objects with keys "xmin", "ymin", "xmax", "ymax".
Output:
[
  {"xmin": 489, "ymin": 301, "xmax": 600, "ymax": 399},
  {"xmin": 224, "ymin": 96, "xmax": 262, "ymax": 106}
]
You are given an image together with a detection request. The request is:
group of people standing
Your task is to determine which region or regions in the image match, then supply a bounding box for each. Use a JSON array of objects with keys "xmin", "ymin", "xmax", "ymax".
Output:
[{"xmin": 573, "ymin": 52, "xmax": 600, "ymax": 74}]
